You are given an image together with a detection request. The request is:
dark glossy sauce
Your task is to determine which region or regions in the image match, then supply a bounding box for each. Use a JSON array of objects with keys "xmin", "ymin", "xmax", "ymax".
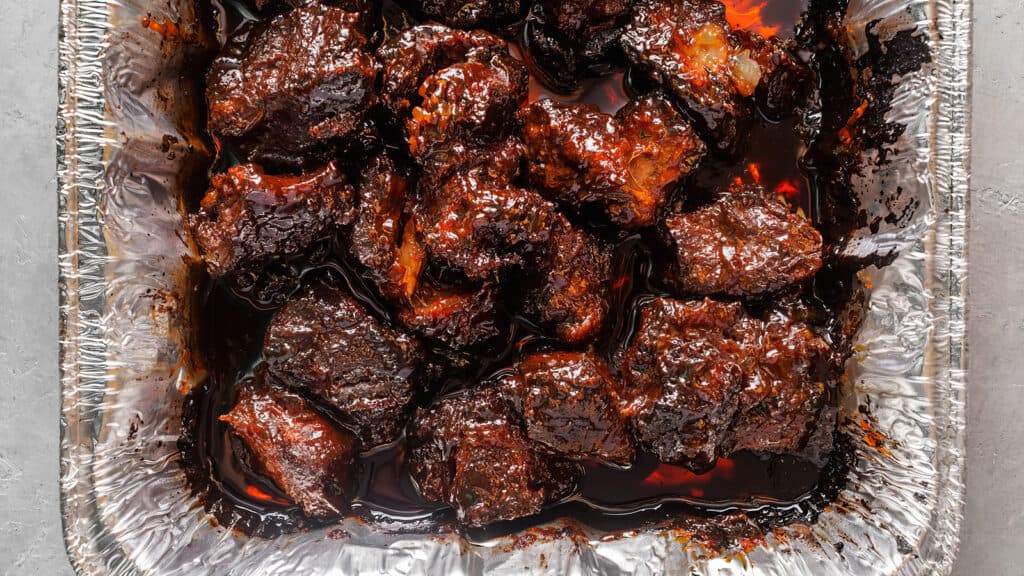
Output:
[{"xmin": 181, "ymin": 0, "xmax": 860, "ymax": 540}]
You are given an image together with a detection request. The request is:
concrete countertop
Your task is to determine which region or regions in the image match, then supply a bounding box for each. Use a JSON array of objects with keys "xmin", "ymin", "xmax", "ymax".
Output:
[{"xmin": 0, "ymin": 0, "xmax": 1018, "ymax": 573}]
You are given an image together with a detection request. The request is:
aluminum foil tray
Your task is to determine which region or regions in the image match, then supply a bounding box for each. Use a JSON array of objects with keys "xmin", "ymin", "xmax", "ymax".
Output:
[{"xmin": 58, "ymin": 0, "xmax": 970, "ymax": 573}]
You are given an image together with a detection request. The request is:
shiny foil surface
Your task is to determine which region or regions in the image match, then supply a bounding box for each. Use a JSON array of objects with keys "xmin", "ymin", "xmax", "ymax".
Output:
[{"xmin": 58, "ymin": 0, "xmax": 969, "ymax": 573}]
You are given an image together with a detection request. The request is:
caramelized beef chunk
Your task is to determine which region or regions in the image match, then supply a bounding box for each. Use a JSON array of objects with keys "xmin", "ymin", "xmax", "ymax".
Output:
[
  {"xmin": 407, "ymin": 52, "xmax": 529, "ymax": 169},
  {"xmin": 420, "ymin": 166, "xmax": 558, "ymax": 280},
  {"xmin": 505, "ymin": 352, "xmax": 634, "ymax": 465},
  {"xmin": 263, "ymin": 283, "xmax": 424, "ymax": 446},
  {"xmin": 408, "ymin": 388, "xmax": 578, "ymax": 526},
  {"xmin": 523, "ymin": 222, "xmax": 611, "ymax": 344},
  {"xmin": 191, "ymin": 162, "xmax": 355, "ymax": 279},
  {"xmin": 621, "ymin": 0, "xmax": 801, "ymax": 156},
  {"xmin": 349, "ymin": 155, "xmax": 423, "ymax": 302},
  {"xmin": 220, "ymin": 379, "xmax": 359, "ymax": 519},
  {"xmin": 727, "ymin": 312, "xmax": 830, "ymax": 454},
  {"xmin": 207, "ymin": 5, "xmax": 379, "ymax": 168},
  {"xmin": 520, "ymin": 94, "xmax": 704, "ymax": 228},
  {"xmin": 524, "ymin": 0, "xmax": 633, "ymax": 92},
  {"xmin": 409, "ymin": 0, "xmax": 525, "ymax": 30},
  {"xmin": 622, "ymin": 297, "xmax": 831, "ymax": 471},
  {"xmin": 662, "ymin": 185, "xmax": 822, "ymax": 297},
  {"xmin": 621, "ymin": 298, "xmax": 745, "ymax": 471},
  {"xmin": 377, "ymin": 24, "xmax": 507, "ymax": 116}
]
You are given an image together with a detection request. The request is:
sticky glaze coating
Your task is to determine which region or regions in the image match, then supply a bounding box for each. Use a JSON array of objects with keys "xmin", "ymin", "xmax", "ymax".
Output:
[
  {"xmin": 407, "ymin": 387, "xmax": 579, "ymax": 526},
  {"xmin": 397, "ymin": 281, "xmax": 502, "ymax": 349},
  {"xmin": 662, "ymin": 185, "xmax": 822, "ymax": 297},
  {"xmin": 524, "ymin": 0, "xmax": 633, "ymax": 92},
  {"xmin": 520, "ymin": 94, "xmax": 705, "ymax": 228},
  {"xmin": 206, "ymin": 5, "xmax": 379, "ymax": 168},
  {"xmin": 621, "ymin": 297, "xmax": 831, "ymax": 472},
  {"xmin": 505, "ymin": 351, "xmax": 635, "ymax": 465},
  {"xmin": 220, "ymin": 379, "xmax": 359, "ymax": 519},
  {"xmin": 191, "ymin": 162, "xmax": 355, "ymax": 279},
  {"xmin": 376, "ymin": 24, "xmax": 507, "ymax": 116},
  {"xmin": 262, "ymin": 283, "xmax": 424, "ymax": 447},
  {"xmin": 621, "ymin": 0, "xmax": 800, "ymax": 156},
  {"xmin": 523, "ymin": 221, "xmax": 611, "ymax": 344}
]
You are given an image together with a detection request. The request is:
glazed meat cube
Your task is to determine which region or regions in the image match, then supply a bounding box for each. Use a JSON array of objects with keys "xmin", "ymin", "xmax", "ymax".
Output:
[
  {"xmin": 206, "ymin": 5, "xmax": 379, "ymax": 168},
  {"xmin": 409, "ymin": 0, "xmax": 525, "ymax": 30},
  {"xmin": 662, "ymin": 185, "xmax": 822, "ymax": 297},
  {"xmin": 621, "ymin": 298, "xmax": 745, "ymax": 471},
  {"xmin": 420, "ymin": 167, "xmax": 558, "ymax": 280},
  {"xmin": 219, "ymin": 379, "xmax": 359, "ymax": 519},
  {"xmin": 621, "ymin": 0, "xmax": 799, "ymax": 155},
  {"xmin": 519, "ymin": 94, "xmax": 705, "ymax": 228},
  {"xmin": 349, "ymin": 155, "xmax": 423, "ymax": 302},
  {"xmin": 524, "ymin": 0, "xmax": 632, "ymax": 92},
  {"xmin": 397, "ymin": 281, "xmax": 502, "ymax": 349},
  {"xmin": 523, "ymin": 222, "xmax": 611, "ymax": 344},
  {"xmin": 727, "ymin": 312, "xmax": 830, "ymax": 454},
  {"xmin": 191, "ymin": 162, "xmax": 355, "ymax": 279},
  {"xmin": 377, "ymin": 24, "xmax": 507, "ymax": 116},
  {"xmin": 407, "ymin": 388, "xmax": 578, "ymax": 526},
  {"xmin": 263, "ymin": 283, "xmax": 424, "ymax": 447},
  {"xmin": 407, "ymin": 52, "xmax": 529, "ymax": 169},
  {"xmin": 505, "ymin": 352, "xmax": 634, "ymax": 465}
]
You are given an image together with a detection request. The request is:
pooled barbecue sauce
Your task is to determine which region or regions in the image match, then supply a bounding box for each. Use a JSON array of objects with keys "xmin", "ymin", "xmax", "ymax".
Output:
[{"xmin": 181, "ymin": 0, "xmax": 864, "ymax": 540}]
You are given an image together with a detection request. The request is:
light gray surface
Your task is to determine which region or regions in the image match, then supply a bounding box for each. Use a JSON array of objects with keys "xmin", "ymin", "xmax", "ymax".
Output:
[{"xmin": 0, "ymin": 0, "xmax": 1016, "ymax": 574}]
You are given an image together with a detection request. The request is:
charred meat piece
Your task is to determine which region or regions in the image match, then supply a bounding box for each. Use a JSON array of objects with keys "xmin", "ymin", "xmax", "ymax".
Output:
[
  {"xmin": 621, "ymin": 297, "xmax": 832, "ymax": 471},
  {"xmin": 409, "ymin": 0, "xmax": 525, "ymax": 30},
  {"xmin": 397, "ymin": 281, "xmax": 502, "ymax": 349},
  {"xmin": 407, "ymin": 52, "xmax": 529, "ymax": 170},
  {"xmin": 377, "ymin": 24, "xmax": 507, "ymax": 116},
  {"xmin": 505, "ymin": 351, "xmax": 634, "ymax": 465},
  {"xmin": 524, "ymin": 0, "xmax": 632, "ymax": 92},
  {"xmin": 220, "ymin": 379, "xmax": 359, "ymax": 519},
  {"xmin": 191, "ymin": 162, "xmax": 355, "ymax": 279},
  {"xmin": 662, "ymin": 185, "xmax": 822, "ymax": 297},
  {"xmin": 349, "ymin": 155, "xmax": 423, "ymax": 302},
  {"xmin": 407, "ymin": 388, "xmax": 578, "ymax": 526},
  {"xmin": 524, "ymin": 222, "xmax": 611, "ymax": 344},
  {"xmin": 621, "ymin": 297, "xmax": 745, "ymax": 471},
  {"xmin": 520, "ymin": 94, "xmax": 704, "ymax": 228},
  {"xmin": 263, "ymin": 283, "xmax": 424, "ymax": 447},
  {"xmin": 621, "ymin": 0, "xmax": 800, "ymax": 155},
  {"xmin": 420, "ymin": 166, "xmax": 558, "ymax": 280},
  {"xmin": 206, "ymin": 5, "xmax": 379, "ymax": 168}
]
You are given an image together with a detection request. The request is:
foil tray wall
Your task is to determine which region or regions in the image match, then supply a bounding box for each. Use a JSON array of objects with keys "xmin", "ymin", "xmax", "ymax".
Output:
[{"xmin": 58, "ymin": 0, "xmax": 970, "ymax": 574}]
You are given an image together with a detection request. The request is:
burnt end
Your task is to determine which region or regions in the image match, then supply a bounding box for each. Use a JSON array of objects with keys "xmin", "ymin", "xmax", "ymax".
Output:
[
  {"xmin": 407, "ymin": 388, "xmax": 579, "ymax": 526},
  {"xmin": 727, "ymin": 313, "xmax": 831, "ymax": 454},
  {"xmin": 524, "ymin": 0, "xmax": 632, "ymax": 92},
  {"xmin": 410, "ymin": 0, "xmax": 525, "ymax": 30},
  {"xmin": 407, "ymin": 52, "xmax": 529, "ymax": 173},
  {"xmin": 191, "ymin": 162, "xmax": 355, "ymax": 279},
  {"xmin": 219, "ymin": 379, "xmax": 359, "ymax": 519},
  {"xmin": 206, "ymin": 5, "xmax": 379, "ymax": 168},
  {"xmin": 263, "ymin": 283, "xmax": 424, "ymax": 447},
  {"xmin": 524, "ymin": 221, "xmax": 612, "ymax": 344},
  {"xmin": 662, "ymin": 185, "xmax": 822, "ymax": 297},
  {"xmin": 397, "ymin": 281, "xmax": 502, "ymax": 349},
  {"xmin": 420, "ymin": 167, "xmax": 558, "ymax": 280},
  {"xmin": 519, "ymin": 94, "xmax": 704, "ymax": 229},
  {"xmin": 376, "ymin": 24, "xmax": 507, "ymax": 117},
  {"xmin": 621, "ymin": 0, "xmax": 799, "ymax": 156},
  {"xmin": 349, "ymin": 155, "xmax": 424, "ymax": 302},
  {"xmin": 622, "ymin": 297, "xmax": 833, "ymax": 471},
  {"xmin": 621, "ymin": 298, "xmax": 745, "ymax": 471},
  {"xmin": 506, "ymin": 351, "xmax": 635, "ymax": 465}
]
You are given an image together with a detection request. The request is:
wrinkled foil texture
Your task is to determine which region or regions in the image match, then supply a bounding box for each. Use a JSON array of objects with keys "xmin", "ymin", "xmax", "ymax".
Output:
[{"xmin": 58, "ymin": 0, "xmax": 970, "ymax": 573}]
